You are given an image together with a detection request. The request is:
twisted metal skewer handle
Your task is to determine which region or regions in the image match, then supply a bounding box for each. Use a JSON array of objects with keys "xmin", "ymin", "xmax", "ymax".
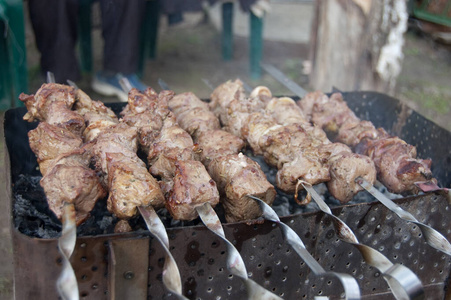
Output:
[
  {"xmin": 248, "ymin": 195, "xmax": 361, "ymax": 300},
  {"xmin": 357, "ymin": 178, "xmax": 451, "ymax": 256},
  {"xmin": 301, "ymin": 182, "xmax": 424, "ymax": 300},
  {"xmin": 56, "ymin": 203, "xmax": 79, "ymax": 300},
  {"xmin": 196, "ymin": 203, "xmax": 283, "ymax": 300},
  {"xmin": 45, "ymin": 72, "xmax": 79, "ymax": 300},
  {"xmin": 138, "ymin": 206, "xmax": 187, "ymax": 300}
]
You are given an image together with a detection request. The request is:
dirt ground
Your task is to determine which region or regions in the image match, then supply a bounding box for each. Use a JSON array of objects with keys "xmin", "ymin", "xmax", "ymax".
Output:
[{"xmin": 0, "ymin": 6, "xmax": 450, "ymax": 300}]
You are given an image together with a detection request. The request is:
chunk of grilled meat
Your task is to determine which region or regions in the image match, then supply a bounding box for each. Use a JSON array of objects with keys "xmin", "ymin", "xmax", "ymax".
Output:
[
  {"xmin": 19, "ymin": 83, "xmax": 85, "ymax": 135},
  {"xmin": 327, "ymin": 152, "xmax": 376, "ymax": 202},
  {"xmin": 114, "ymin": 219, "xmax": 133, "ymax": 233},
  {"xmin": 168, "ymin": 92, "xmax": 221, "ymax": 140},
  {"xmin": 208, "ymin": 153, "xmax": 276, "ymax": 223},
  {"xmin": 121, "ymin": 88, "xmax": 177, "ymax": 153},
  {"xmin": 74, "ymin": 89, "xmax": 119, "ymax": 142},
  {"xmin": 88, "ymin": 122, "xmax": 140, "ymax": 187},
  {"xmin": 167, "ymin": 160, "xmax": 220, "ymax": 221},
  {"xmin": 148, "ymin": 123, "xmax": 196, "ymax": 180},
  {"xmin": 196, "ymin": 130, "xmax": 245, "ymax": 167},
  {"xmin": 298, "ymin": 91, "xmax": 434, "ymax": 194},
  {"xmin": 337, "ymin": 120, "xmax": 379, "ymax": 147},
  {"xmin": 28, "ymin": 122, "xmax": 83, "ymax": 175},
  {"xmin": 266, "ymin": 97, "xmax": 309, "ymax": 126},
  {"xmin": 355, "ymin": 130, "xmax": 433, "ymax": 194},
  {"xmin": 304, "ymin": 92, "xmax": 360, "ymax": 135},
  {"xmin": 106, "ymin": 152, "xmax": 164, "ymax": 219},
  {"xmin": 209, "ymin": 79, "xmax": 247, "ymax": 127},
  {"xmin": 40, "ymin": 149, "xmax": 106, "ymax": 225}
]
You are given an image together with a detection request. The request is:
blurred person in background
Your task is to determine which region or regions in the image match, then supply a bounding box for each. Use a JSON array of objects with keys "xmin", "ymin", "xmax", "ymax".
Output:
[{"xmin": 28, "ymin": 0, "xmax": 147, "ymax": 101}]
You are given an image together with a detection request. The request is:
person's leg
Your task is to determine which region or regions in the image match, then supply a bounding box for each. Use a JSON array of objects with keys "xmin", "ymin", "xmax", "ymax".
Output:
[
  {"xmin": 28, "ymin": 0, "xmax": 80, "ymax": 83},
  {"xmin": 92, "ymin": 0, "xmax": 146, "ymax": 101},
  {"xmin": 100, "ymin": 0, "xmax": 146, "ymax": 75}
]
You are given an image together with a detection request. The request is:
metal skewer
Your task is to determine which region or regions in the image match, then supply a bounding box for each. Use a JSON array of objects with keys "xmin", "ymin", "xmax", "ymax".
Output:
[
  {"xmin": 196, "ymin": 203, "xmax": 283, "ymax": 300},
  {"xmin": 247, "ymin": 195, "xmax": 361, "ymax": 300},
  {"xmin": 48, "ymin": 73, "xmax": 79, "ymax": 300},
  {"xmin": 56, "ymin": 203, "xmax": 79, "ymax": 300},
  {"xmin": 357, "ymin": 178, "xmax": 451, "ymax": 256},
  {"xmin": 44, "ymin": 73, "xmax": 79, "ymax": 300},
  {"xmin": 138, "ymin": 206, "xmax": 186, "ymax": 299},
  {"xmin": 299, "ymin": 181, "xmax": 425, "ymax": 300}
]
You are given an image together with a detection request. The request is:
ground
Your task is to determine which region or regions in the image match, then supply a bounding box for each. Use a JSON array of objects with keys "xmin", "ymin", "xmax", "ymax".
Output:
[{"xmin": 0, "ymin": 5, "xmax": 450, "ymax": 299}]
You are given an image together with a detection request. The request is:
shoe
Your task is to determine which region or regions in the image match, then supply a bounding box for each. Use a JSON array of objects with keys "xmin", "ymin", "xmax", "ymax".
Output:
[{"xmin": 91, "ymin": 72, "xmax": 148, "ymax": 102}]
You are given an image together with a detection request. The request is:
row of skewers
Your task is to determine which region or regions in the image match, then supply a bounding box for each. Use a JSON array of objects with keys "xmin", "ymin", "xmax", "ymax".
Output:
[{"xmin": 18, "ymin": 75, "xmax": 449, "ymax": 299}]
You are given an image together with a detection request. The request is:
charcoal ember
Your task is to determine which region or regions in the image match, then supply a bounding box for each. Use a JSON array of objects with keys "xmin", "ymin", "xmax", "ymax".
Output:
[{"xmin": 13, "ymin": 175, "xmax": 61, "ymax": 238}]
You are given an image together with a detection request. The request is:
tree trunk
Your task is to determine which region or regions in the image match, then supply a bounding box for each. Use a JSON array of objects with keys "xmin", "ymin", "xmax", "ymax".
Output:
[{"xmin": 308, "ymin": 0, "xmax": 408, "ymax": 95}]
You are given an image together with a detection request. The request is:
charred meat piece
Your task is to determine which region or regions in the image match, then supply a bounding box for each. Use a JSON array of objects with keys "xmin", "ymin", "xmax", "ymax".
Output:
[
  {"xmin": 209, "ymin": 79, "xmax": 247, "ymax": 127},
  {"xmin": 337, "ymin": 120, "xmax": 379, "ymax": 147},
  {"xmin": 266, "ymin": 97, "xmax": 309, "ymax": 126},
  {"xmin": 168, "ymin": 92, "xmax": 221, "ymax": 140},
  {"xmin": 148, "ymin": 123, "xmax": 196, "ymax": 180},
  {"xmin": 208, "ymin": 153, "xmax": 276, "ymax": 223},
  {"xmin": 355, "ymin": 131, "xmax": 433, "ymax": 194},
  {"xmin": 307, "ymin": 92, "xmax": 360, "ymax": 134},
  {"xmin": 40, "ymin": 149, "xmax": 106, "ymax": 225},
  {"xmin": 224, "ymin": 87, "xmax": 271, "ymax": 138},
  {"xmin": 88, "ymin": 122, "xmax": 140, "ymax": 186},
  {"xmin": 276, "ymin": 151, "xmax": 331, "ymax": 193},
  {"xmin": 28, "ymin": 122, "xmax": 83, "ymax": 175},
  {"xmin": 121, "ymin": 89, "xmax": 177, "ymax": 153},
  {"xmin": 106, "ymin": 152, "xmax": 165, "ymax": 219},
  {"xmin": 241, "ymin": 112, "xmax": 279, "ymax": 156},
  {"xmin": 259, "ymin": 123, "xmax": 323, "ymax": 169},
  {"xmin": 74, "ymin": 89, "xmax": 119, "ymax": 142},
  {"xmin": 20, "ymin": 83, "xmax": 85, "ymax": 135},
  {"xmin": 166, "ymin": 160, "xmax": 220, "ymax": 221},
  {"xmin": 196, "ymin": 130, "xmax": 245, "ymax": 167},
  {"xmin": 297, "ymin": 90, "xmax": 329, "ymax": 120},
  {"xmin": 326, "ymin": 152, "xmax": 376, "ymax": 202}
]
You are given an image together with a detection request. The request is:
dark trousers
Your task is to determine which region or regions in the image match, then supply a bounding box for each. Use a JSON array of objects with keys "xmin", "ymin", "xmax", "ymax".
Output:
[{"xmin": 28, "ymin": 0, "xmax": 145, "ymax": 83}]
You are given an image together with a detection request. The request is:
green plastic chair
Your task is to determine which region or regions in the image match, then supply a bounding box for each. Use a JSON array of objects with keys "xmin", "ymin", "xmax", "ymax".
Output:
[
  {"xmin": 222, "ymin": 2, "xmax": 264, "ymax": 79},
  {"xmin": 0, "ymin": 0, "xmax": 27, "ymax": 109}
]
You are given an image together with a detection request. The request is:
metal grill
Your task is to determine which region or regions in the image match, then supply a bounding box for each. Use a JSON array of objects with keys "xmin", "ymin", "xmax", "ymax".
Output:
[{"xmin": 5, "ymin": 91, "xmax": 451, "ymax": 299}]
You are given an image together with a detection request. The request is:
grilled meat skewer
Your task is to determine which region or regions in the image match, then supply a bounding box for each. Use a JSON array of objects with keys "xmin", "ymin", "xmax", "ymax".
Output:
[
  {"xmin": 120, "ymin": 88, "xmax": 220, "ymax": 221},
  {"xmin": 209, "ymin": 80, "xmax": 376, "ymax": 203},
  {"xmin": 298, "ymin": 91, "xmax": 435, "ymax": 194},
  {"xmin": 20, "ymin": 84, "xmax": 106, "ymax": 225},
  {"xmin": 73, "ymin": 91, "xmax": 165, "ymax": 221},
  {"xmin": 167, "ymin": 91, "xmax": 276, "ymax": 223}
]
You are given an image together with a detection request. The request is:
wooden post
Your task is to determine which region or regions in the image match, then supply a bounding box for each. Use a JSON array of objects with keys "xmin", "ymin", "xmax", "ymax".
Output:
[{"xmin": 309, "ymin": 0, "xmax": 408, "ymax": 95}]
